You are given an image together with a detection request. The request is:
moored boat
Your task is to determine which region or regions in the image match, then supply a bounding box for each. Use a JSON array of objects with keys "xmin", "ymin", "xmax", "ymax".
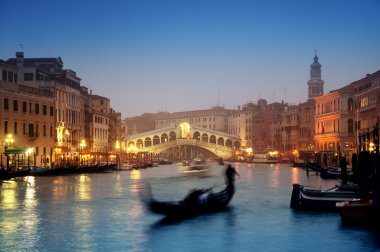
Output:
[
  {"xmin": 290, "ymin": 183, "xmax": 360, "ymax": 210},
  {"xmin": 0, "ymin": 168, "xmax": 31, "ymax": 180},
  {"xmin": 337, "ymin": 199, "xmax": 375, "ymax": 225}
]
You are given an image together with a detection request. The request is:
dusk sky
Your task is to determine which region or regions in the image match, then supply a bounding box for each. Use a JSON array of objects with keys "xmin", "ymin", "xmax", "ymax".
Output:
[{"xmin": 1, "ymin": 0, "xmax": 379, "ymax": 117}]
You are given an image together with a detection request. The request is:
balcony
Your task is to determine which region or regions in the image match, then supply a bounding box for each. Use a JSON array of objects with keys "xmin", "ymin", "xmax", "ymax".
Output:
[
  {"xmin": 359, "ymin": 102, "xmax": 377, "ymax": 112},
  {"xmin": 27, "ymin": 132, "xmax": 39, "ymax": 140}
]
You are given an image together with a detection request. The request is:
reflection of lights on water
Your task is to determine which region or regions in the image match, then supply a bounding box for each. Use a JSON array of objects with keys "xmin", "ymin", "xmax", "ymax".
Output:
[
  {"xmin": 1, "ymin": 181, "xmax": 17, "ymax": 210},
  {"xmin": 291, "ymin": 168, "xmax": 299, "ymax": 185},
  {"xmin": 24, "ymin": 177, "xmax": 39, "ymax": 239},
  {"xmin": 130, "ymin": 184, "xmax": 141, "ymax": 193},
  {"xmin": 130, "ymin": 170, "xmax": 141, "ymax": 180},
  {"xmin": 77, "ymin": 175, "xmax": 92, "ymax": 201},
  {"xmin": 24, "ymin": 176, "xmax": 35, "ymax": 186},
  {"xmin": 271, "ymin": 165, "xmax": 280, "ymax": 188}
]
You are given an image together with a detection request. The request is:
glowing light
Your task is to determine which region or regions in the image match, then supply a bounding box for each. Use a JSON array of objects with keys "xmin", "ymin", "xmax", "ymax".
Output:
[
  {"xmin": 369, "ymin": 142, "xmax": 374, "ymax": 152},
  {"xmin": 80, "ymin": 139, "xmax": 87, "ymax": 148},
  {"xmin": 5, "ymin": 134, "xmax": 14, "ymax": 146},
  {"xmin": 127, "ymin": 144, "xmax": 139, "ymax": 154}
]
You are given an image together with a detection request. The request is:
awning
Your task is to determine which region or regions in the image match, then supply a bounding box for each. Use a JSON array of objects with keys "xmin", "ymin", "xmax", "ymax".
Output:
[{"xmin": 4, "ymin": 147, "xmax": 30, "ymax": 155}]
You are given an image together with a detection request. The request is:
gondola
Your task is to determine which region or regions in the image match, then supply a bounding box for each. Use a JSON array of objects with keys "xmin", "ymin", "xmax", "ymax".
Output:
[
  {"xmin": 0, "ymin": 168, "xmax": 31, "ymax": 180},
  {"xmin": 146, "ymin": 180, "xmax": 235, "ymax": 217},
  {"xmin": 290, "ymin": 183, "xmax": 360, "ymax": 210}
]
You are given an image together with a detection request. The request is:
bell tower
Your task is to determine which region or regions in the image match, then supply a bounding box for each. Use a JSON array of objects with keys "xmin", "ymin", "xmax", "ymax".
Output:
[{"xmin": 307, "ymin": 52, "xmax": 324, "ymax": 99}]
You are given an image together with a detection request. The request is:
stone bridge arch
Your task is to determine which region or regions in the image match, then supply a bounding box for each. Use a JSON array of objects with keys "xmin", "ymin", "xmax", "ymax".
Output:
[{"xmin": 125, "ymin": 123, "xmax": 241, "ymax": 159}]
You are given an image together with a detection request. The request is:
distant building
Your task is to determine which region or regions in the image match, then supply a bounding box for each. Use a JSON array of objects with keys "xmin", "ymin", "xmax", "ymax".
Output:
[
  {"xmin": 307, "ymin": 54, "xmax": 324, "ymax": 99},
  {"xmin": 123, "ymin": 113, "xmax": 157, "ymax": 136},
  {"xmin": 281, "ymin": 100, "xmax": 315, "ymax": 152},
  {"xmin": 155, "ymin": 106, "xmax": 234, "ymax": 133}
]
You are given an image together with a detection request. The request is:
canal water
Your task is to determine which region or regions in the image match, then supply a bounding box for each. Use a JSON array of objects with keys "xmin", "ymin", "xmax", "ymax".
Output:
[{"xmin": 0, "ymin": 163, "xmax": 379, "ymax": 252}]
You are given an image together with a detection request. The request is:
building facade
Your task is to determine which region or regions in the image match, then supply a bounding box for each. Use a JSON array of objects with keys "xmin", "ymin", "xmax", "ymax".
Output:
[
  {"xmin": 1, "ymin": 52, "xmax": 121, "ymax": 166},
  {"xmin": 314, "ymin": 84, "xmax": 356, "ymax": 154},
  {"xmin": 0, "ymin": 60, "xmax": 55, "ymax": 167}
]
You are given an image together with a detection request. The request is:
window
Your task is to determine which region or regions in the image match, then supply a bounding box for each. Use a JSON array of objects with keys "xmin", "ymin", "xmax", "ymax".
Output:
[
  {"xmin": 43, "ymin": 125, "xmax": 46, "ymax": 136},
  {"xmin": 4, "ymin": 120, "xmax": 8, "ymax": 133},
  {"xmin": 43, "ymin": 105, "xmax": 47, "ymax": 115},
  {"xmin": 23, "ymin": 123, "xmax": 26, "ymax": 134},
  {"xmin": 14, "ymin": 122, "xmax": 18, "ymax": 134},
  {"xmin": 4, "ymin": 98, "xmax": 9, "ymax": 110},
  {"xmin": 2, "ymin": 70, "xmax": 7, "ymax": 81},
  {"xmin": 22, "ymin": 101, "xmax": 27, "ymax": 112},
  {"xmin": 24, "ymin": 73, "xmax": 33, "ymax": 81},
  {"xmin": 50, "ymin": 125, "xmax": 53, "ymax": 137},
  {"xmin": 50, "ymin": 106, "xmax": 54, "ymax": 116},
  {"xmin": 13, "ymin": 99, "xmax": 18, "ymax": 112},
  {"xmin": 29, "ymin": 123, "xmax": 34, "ymax": 137},
  {"xmin": 360, "ymin": 97, "xmax": 369, "ymax": 108},
  {"xmin": 347, "ymin": 119, "xmax": 354, "ymax": 133},
  {"xmin": 8, "ymin": 71, "xmax": 13, "ymax": 82},
  {"xmin": 29, "ymin": 102, "xmax": 32, "ymax": 113},
  {"xmin": 35, "ymin": 103, "xmax": 39, "ymax": 114}
]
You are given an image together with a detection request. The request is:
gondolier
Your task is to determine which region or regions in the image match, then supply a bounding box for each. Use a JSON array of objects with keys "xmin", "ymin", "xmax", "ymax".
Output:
[{"xmin": 225, "ymin": 164, "xmax": 240, "ymax": 185}]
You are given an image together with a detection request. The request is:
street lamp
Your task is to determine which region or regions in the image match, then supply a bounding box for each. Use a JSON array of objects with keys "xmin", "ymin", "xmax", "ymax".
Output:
[{"xmin": 5, "ymin": 134, "xmax": 14, "ymax": 148}]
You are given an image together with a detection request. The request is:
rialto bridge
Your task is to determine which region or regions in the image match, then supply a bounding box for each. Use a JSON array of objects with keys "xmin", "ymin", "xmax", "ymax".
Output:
[{"xmin": 125, "ymin": 122, "xmax": 241, "ymax": 160}]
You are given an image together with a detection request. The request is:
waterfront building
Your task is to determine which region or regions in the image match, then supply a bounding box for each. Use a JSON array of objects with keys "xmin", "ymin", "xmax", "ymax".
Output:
[
  {"xmin": 0, "ymin": 59, "xmax": 55, "ymax": 167},
  {"xmin": 228, "ymin": 103, "xmax": 255, "ymax": 149},
  {"xmin": 268, "ymin": 102, "xmax": 289, "ymax": 151},
  {"xmin": 91, "ymin": 95, "xmax": 111, "ymax": 153},
  {"xmin": 313, "ymin": 84, "xmax": 356, "ymax": 155},
  {"xmin": 5, "ymin": 52, "xmax": 84, "ymax": 159},
  {"xmin": 281, "ymin": 100, "xmax": 315, "ymax": 152},
  {"xmin": 1, "ymin": 52, "xmax": 122, "ymax": 165},
  {"xmin": 252, "ymin": 100, "xmax": 287, "ymax": 152},
  {"xmin": 352, "ymin": 70, "xmax": 380, "ymax": 149}
]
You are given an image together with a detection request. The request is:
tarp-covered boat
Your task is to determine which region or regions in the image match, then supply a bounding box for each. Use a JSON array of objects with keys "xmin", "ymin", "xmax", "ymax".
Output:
[{"xmin": 290, "ymin": 183, "xmax": 360, "ymax": 210}]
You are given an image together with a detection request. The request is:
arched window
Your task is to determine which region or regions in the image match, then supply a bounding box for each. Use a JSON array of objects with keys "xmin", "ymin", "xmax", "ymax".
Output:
[{"xmin": 348, "ymin": 98, "xmax": 354, "ymax": 111}]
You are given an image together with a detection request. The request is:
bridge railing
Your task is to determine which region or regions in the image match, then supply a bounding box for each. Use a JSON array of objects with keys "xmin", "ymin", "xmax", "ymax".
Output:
[{"xmin": 140, "ymin": 138, "xmax": 233, "ymax": 153}]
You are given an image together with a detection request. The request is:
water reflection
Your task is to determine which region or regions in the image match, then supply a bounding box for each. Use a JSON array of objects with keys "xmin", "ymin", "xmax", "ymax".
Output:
[
  {"xmin": 23, "ymin": 176, "xmax": 40, "ymax": 248},
  {"xmin": 0, "ymin": 180, "xmax": 18, "ymax": 210},
  {"xmin": 130, "ymin": 169, "xmax": 141, "ymax": 180},
  {"xmin": 76, "ymin": 175, "xmax": 92, "ymax": 201},
  {"xmin": 291, "ymin": 167, "xmax": 299, "ymax": 185},
  {"xmin": 271, "ymin": 164, "xmax": 280, "ymax": 188}
]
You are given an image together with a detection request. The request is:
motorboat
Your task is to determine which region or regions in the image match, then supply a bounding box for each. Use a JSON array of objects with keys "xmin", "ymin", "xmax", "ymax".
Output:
[{"xmin": 181, "ymin": 158, "xmax": 212, "ymax": 176}]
